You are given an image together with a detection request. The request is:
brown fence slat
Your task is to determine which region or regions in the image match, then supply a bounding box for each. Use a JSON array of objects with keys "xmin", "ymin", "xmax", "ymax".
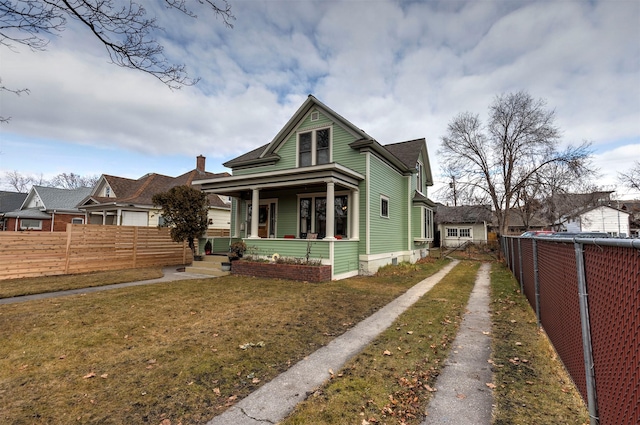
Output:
[{"xmin": 0, "ymin": 224, "xmax": 191, "ymax": 280}]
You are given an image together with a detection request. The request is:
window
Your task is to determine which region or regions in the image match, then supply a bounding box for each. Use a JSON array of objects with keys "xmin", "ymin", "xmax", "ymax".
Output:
[
  {"xmin": 298, "ymin": 127, "xmax": 331, "ymax": 167},
  {"xmin": 380, "ymin": 196, "xmax": 389, "ymax": 218},
  {"xmin": 299, "ymin": 198, "xmax": 312, "ymax": 237},
  {"xmin": 299, "ymin": 132, "xmax": 312, "ymax": 167},
  {"xmin": 423, "ymin": 207, "xmax": 433, "ymax": 239},
  {"xmin": 71, "ymin": 218, "xmax": 84, "ymax": 225},
  {"xmin": 460, "ymin": 228, "xmax": 471, "ymax": 238},
  {"xmin": 335, "ymin": 195, "xmax": 348, "ymax": 237},
  {"xmin": 310, "ymin": 111, "xmax": 319, "ymax": 121},
  {"xmin": 416, "ymin": 161, "xmax": 424, "ymax": 193},
  {"xmin": 447, "ymin": 228, "xmax": 458, "ymax": 238},
  {"xmin": 316, "ymin": 129, "xmax": 330, "ymax": 165},
  {"xmin": 20, "ymin": 219, "xmax": 42, "ymax": 230},
  {"xmin": 299, "ymin": 194, "xmax": 349, "ymax": 238}
]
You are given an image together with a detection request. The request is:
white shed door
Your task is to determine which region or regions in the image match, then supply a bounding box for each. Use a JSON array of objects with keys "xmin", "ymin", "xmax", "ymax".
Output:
[{"xmin": 122, "ymin": 211, "xmax": 148, "ymax": 226}]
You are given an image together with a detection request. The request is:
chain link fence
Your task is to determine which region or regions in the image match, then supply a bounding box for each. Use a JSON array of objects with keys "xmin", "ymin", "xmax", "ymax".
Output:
[{"xmin": 502, "ymin": 236, "xmax": 640, "ymax": 425}]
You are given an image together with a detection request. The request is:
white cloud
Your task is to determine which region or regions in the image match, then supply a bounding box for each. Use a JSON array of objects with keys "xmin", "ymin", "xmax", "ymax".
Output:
[{"xmin": 1, "ymin": 0, "xmax": 638, "ymax": 196}]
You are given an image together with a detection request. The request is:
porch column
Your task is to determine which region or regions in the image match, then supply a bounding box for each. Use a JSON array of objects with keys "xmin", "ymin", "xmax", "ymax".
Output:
[
  {"xmin": 233, "ymin": 198, "xmax": 242, "ymax": 238},
  {"xmin": 116, "ymin": 209, "xmax": 122, "ymax": 226},
  {"xmin": 249, "ymin": 187, "xmax": 260, "ymax": 239},
  {"xmin": 102, "ymin": 211, "xmax": 106, "ymax": 225},
  {"xmin": 351, "ymin": 189, "xmax": 360, "ymax": 239},
  {"xmin": 325, "ymin": 181, "xmax": 335, "ymax": 240}
]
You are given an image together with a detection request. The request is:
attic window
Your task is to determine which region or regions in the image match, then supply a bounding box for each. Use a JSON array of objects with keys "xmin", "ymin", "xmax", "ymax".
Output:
[
  {"xmin": 310, "ymin": 111, "xmax": 319, "ymax": 121},
  {"xmin": 105, "ymin": 186, "xmax": 111, "ymax": 197}
]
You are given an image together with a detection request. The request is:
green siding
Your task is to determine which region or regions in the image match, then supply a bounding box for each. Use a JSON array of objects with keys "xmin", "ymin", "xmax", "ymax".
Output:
[
  {"xmin": 368, "ymin": 155, "xmax": 408, "ymax": 254},
  {"xmin": 232, "ymin": 110, "xmax": 365, "ymax": 177},
  {"xmin": 334, "ymin": 241, "xmax": 359, "ymax": 275}
]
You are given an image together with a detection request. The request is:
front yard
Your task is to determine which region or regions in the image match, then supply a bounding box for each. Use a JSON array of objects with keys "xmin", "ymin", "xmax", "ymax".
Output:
[
  {"xmin": 0, "ymin": 259, "xmax": 587, "ymax": 424},
  {"xmin": 0, "ymin": 259, "xmax": 447, "ymax": 424}
]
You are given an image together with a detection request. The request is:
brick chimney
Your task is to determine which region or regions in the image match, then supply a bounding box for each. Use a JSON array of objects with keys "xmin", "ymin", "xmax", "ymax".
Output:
[{"xmin": 196, "ymin": 155, "xmax": 206, "ymax": 172}]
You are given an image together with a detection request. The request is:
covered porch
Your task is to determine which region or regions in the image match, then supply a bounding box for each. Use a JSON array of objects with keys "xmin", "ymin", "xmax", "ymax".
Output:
[{"xmin": 195, "ymin": 164, "xmax": 364, "ymax": 280}]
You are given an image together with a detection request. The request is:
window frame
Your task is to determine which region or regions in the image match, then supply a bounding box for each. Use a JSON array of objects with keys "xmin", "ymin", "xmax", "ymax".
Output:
[
  {"xmin": 380, "ymin": 195, "xmax": 389, "ymax": 219},
  {"xmin": 446, "ymin": 227, "xmax": 458, "ymax": 238},
  {"xmin": 20, "ymin": 219, "xmax": 42, "ymax": 230},
  {"xmin": 71, "ymin": 217, "xmax": 84, "ymax": 225},
  {"xmin": 297, "ymin": 126, "xmax": 332, "ymax": 168},
  {"xmin": 297, "ymin": 191, "xmax": 350, "ymax": 239},
  {"xmin": 423, "ymin": 207, "xmax": 433, "ymax": 239},
  {"xmin": 459, "ymin": 228, "xmax": 471, "ymax": 238},
  {"xmin": 416, "ymin": 161, "xmax": 424, "ymax": 194}
]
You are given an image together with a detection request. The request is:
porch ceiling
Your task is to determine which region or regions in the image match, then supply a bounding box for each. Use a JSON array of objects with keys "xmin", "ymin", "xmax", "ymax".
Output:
[{"xmin": 195, "ymin": 163, "xmax": 364, "ymax": 197}]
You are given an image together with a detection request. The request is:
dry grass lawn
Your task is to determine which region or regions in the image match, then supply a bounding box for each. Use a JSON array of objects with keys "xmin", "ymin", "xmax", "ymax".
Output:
[
  {"xmin": 0, "ymin": 268, "xmax": 164, "ymax": 299},
  {"xmin": 0, "ymin": 259, "xmax": 449, "ymax": 424},
  {"xmin": 490, "ymin": 262, "xmax": 589, "ymax": 424}
]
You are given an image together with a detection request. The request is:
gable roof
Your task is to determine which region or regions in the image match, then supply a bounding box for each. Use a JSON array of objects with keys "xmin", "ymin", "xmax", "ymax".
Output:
[
  {"xmin": 84, "ymin": 170, "xmax": 230, "ymax": 209},
  {"xmin": 0, "ymin": 191, "xmax": 28, "ymax": 213},
  {"xmin": 384, "ymin": 138, "xmax": 434, "ymax": 185},
  {"xmin": 222, "ymin": 95, "xmax": 433, "ymax": 180},
  {"xmin": 30, "ymin": 186, "xmax": 93, "ymax": 211},
  {"xmin": 435, "ymin": 204, "xmax": 493, "ymax": 225},
  {"xmin": 224, "ymin": 95, "xmax": 375, "ymax": 169}
]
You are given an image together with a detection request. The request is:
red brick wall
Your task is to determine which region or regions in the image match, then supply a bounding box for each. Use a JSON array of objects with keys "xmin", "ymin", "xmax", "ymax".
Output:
[
  {"xmin": 231, "ymin": 261, "xmax": 332, "ymax": 282},
  {"xmin": 1, "ymin": 214, "xmax": 84, "ymax": 232}
]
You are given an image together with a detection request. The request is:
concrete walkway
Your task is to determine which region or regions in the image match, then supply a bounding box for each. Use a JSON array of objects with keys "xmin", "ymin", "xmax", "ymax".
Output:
[
  {"xmin": 0, "ymin": 267, "xmax": 211, "ymax": 305},
  {"xmin": 422, "ymin": 262, "xmax": 493, "ymax": 424},
  {"xmin": 206, "ymin": 260, "xmax": 461, "ymax": 425}
]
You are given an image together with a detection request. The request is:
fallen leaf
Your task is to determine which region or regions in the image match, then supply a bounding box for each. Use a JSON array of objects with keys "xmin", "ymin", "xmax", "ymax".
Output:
[
  {"xmin": 252, "ymin": 378, "xmax": 261, "ymax": 384},
  {"xmin": 456, "ymin": 393, "xmax": 466, "ymax": 399},
  {"xmin": 213, "ymin": 388, "xmax": 221, "ymax": 396},
  {"xmin": 18, "ymin": 364, "xmax": 28, "ymax": 371},
  {"xmin": 83, "ymin": 372, "xmax": 96, "ymax": 379},
  {"xmin": 486, "ymin": 382, "xmax": 496, "ymax": 389},
  {"xmin": 515, "ymin": 342, "xmax": 523, "ymax": 346},
  {"xmin": 383, "ymin": 350, "xmax": 392, "ymax": 356},
  {"xmin": 59, "ymin": 355, "xmax": 67, "ymax": 360},
  {"xmin": 407, "ymin": 331, "xmax": 413, "ymax": 335},
  {"xmin": 160, "ymin": 419, "xmax": 171, "ymax": 425},
  {"xmin": 424, "ymin": 384, "xmax": 436, "ymax": 392},
  {"xmin": 100, "ymin": 373, "xmax": 108, "ymax": 379}
]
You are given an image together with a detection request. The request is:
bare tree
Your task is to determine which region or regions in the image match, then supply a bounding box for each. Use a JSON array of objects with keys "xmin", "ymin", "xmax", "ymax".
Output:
[
  {"xmin": 0, "ymin": 0, "xmax": 235, "ymax": 121},
  {"xmin": 4, "ymin": 170, "xmax": 32, "ymax": 192},
  {"xmin": 439, "ymin": 91, "xmax": 593, "ymax": 236},
  {"xmin": 618, "ymin": 161, "xmax": 640, "ymax": 192},
  {"xmin": 50, "ymin": 172, "xmax": 99, "ymax": 189}
]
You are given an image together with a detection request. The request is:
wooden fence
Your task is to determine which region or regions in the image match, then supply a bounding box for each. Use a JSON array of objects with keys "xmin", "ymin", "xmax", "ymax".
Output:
[{"xmin": 0, "ymin": 224, "xmax": 191, "ymax": 280}]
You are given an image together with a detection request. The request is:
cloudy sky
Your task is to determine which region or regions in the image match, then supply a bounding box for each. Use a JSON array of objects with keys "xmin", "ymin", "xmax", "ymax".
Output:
[{"xmin": 1, "ymin": 0, "xmax": 639, "ymax": 199}]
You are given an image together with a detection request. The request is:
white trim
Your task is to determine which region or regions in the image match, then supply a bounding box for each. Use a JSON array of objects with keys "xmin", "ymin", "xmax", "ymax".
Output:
[
  {"xmin": 365, "ymin": 152, "xmax": 371, "ymax": 255},
  {"xmin": 333, "ymin": 270, "xmax": 359, "ymax": 280},
  {"xmin": 407, "ymin": 175, "xmax": 411, "ymax": 251}
]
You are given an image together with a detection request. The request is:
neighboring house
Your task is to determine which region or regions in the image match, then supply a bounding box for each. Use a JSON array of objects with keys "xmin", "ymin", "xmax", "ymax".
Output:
[
  {"xmin": 435, "ymin": 204, "xmax": 493, "ymax": 247},
  {"xmin": 619, "ymin": 200, "xmax": 640, "ymax": 237},
  {"xmin": 194, "ymin": 95, "xmax": 436, "ymax": 279},
  {"xmin": 500, "ymin": 209, "xmax": 550, "ymax": 235},
  {"xmin": 0, "ymin": 191, "xmax": 28, "ymax": 231},
  {"xmin": 79, "ymin": 156, "xmax": 231, "ymax": 234},
  {"xmin": 558, "ymin": 205, "xmax": 631, "ymax": 237},
  {"xmin": 3, "ymin": 186, "xmax": 92, "ymax": 231}
]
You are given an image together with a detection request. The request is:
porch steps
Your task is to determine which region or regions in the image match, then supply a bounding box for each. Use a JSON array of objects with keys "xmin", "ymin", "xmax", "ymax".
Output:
[{"xmin": 185, "ymin": 254, "xmax": 230, "ymax": 277}]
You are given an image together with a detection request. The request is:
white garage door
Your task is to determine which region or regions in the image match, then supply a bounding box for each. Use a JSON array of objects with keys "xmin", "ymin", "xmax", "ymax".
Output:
[{"xmin": 121, "ymin": 211, "xmax": 148, "ymax": 226}]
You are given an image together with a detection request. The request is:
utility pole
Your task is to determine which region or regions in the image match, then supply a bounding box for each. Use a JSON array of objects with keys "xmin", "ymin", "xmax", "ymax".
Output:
[{"xmin": 449, "ymin": 176, "xmax": 458, "ymax": 207}]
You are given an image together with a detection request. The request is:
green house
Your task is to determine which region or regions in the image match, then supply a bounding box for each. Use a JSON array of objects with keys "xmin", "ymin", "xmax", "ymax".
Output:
[{"xmin": 195, "ymin": 95, "xmax": 435, "ymax": 279}]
